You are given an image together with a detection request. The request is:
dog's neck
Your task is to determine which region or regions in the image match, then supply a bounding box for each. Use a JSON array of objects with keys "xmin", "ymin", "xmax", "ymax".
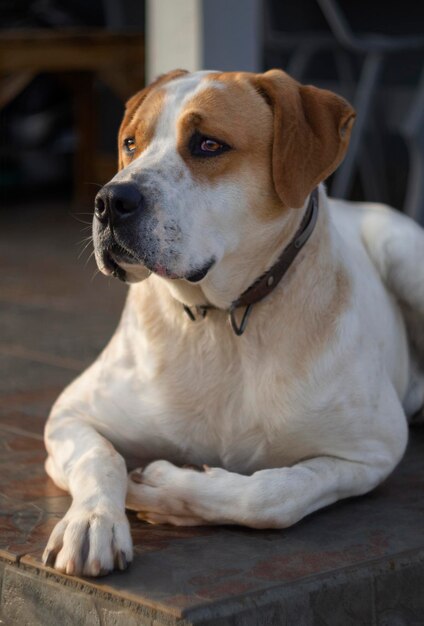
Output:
[
  {"xmin": 135, "ymin": 186, "xmax": 343, "ymax": 337},
  {"xmin": 163, "ymin": 189, "xmax": 321, "ymax": 299},
  {"xmin": 177, "ymin": 189, "xmax": 319, "ymax": 334}
]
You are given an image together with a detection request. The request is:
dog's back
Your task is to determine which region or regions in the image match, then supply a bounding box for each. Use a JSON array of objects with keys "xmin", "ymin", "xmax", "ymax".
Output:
[{"xmin": 330, "ymin": 197, "xmax": 424, "ymax": 418}]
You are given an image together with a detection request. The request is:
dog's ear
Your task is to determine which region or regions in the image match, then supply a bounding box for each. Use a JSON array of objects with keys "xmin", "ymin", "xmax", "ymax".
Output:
[
  {"xmin": 252, "ymin": 69, "xmax": 355, "ymax": 208},
  {"xmin": 118, "ymin": 69, "xmax": 189, "ymax": 170}
]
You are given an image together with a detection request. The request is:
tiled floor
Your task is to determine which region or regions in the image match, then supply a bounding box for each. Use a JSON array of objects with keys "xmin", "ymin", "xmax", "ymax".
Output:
[{"xmin": 1, "ymin": 202, "xmax": 424, "ymax": 625}]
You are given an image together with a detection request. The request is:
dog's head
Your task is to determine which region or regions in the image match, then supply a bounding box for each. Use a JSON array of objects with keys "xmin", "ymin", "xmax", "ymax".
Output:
[{"xmin": 93, "ymin": 69, "xmax": 354, "ymax": 307}]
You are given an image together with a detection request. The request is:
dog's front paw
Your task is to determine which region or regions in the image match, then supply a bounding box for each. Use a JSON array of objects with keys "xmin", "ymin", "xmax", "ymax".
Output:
[
  {"xmin": 126, "ymin": 461, "xmax": 216, "ymax": 526},
  {"xmin": 42, "ymin": 502, "xmax": 133, "ymax": 577}
]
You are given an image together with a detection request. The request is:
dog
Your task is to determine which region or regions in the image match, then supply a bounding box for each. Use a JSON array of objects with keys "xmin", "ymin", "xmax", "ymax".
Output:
[{"xmin": 43, "ymin": 69, "xmax": 424, "ymax": 577}]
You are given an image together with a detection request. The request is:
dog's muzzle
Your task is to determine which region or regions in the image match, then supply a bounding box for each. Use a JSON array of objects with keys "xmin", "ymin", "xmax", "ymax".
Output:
[{"xmin": 93, "ymin": 182, "xmax": 214, "ymax": 284}]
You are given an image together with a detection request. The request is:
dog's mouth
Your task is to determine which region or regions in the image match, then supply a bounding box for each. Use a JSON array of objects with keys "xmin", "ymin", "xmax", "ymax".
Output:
[
  {"xmin": 142, "ymin": 257, "xmax": 215, "ymax": 283},
  {"xmin": 101, "ymin": 243, "xmax": 215, "ymax": 284},
  {"xmin": 184, "ymin": 259, "xmax": 215, "ymax": 283},
  {"xmin": 101, "ymin": 246, "xmax": 131, "ymax": 282}
]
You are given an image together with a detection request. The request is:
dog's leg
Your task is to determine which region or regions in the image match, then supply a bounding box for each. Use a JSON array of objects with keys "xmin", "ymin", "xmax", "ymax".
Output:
[
  {"xmin": 127, "ymin": 388, "xmax": 408, "ymax": 529},
  {"xmin": 126, "ymin": 452, "xmax": 397, "ymax": 528},
  {"xmin": 43, "ymin": 415, "xmax": 132, "ymax": 576}
]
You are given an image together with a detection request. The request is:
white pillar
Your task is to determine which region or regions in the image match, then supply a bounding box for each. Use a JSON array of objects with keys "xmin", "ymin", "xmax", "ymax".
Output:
[{"xmin": 146, "ymin": 0, "xmax": 202, "ymax": 82}]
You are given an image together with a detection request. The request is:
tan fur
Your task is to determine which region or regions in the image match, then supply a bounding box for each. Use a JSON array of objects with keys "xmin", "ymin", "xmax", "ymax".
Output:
[
  {"xmin": 178, "ymin": 76, "xmax": 274, "ymax": 193},
  {"xmin": 253, "ymin": 70, "xmax": 355, "ymax": 209},
  {"xmin": 118, "ymin": 69, "xmax": 188, "ymax": 169}
]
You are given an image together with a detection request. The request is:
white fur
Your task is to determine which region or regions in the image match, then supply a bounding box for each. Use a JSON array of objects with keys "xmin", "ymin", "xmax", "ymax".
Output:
[{"xmin": 43, "ymin": 72, "xmax": 424, "ymax": 577}]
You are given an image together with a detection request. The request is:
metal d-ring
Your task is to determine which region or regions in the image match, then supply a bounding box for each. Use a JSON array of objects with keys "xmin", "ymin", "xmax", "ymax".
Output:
[
  {"xmin": 229, "ymin": 304, "xmax": 253, "ymax": 336},
  {"xmin": 184, "ymin": 302, "xmax": 253, "ymax": 334}
]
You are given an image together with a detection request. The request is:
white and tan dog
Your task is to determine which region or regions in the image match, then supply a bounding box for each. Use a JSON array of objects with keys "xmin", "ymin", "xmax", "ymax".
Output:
[{"xmin": 43, "ymin": 69, "xmax": 424, "ymax": 577}]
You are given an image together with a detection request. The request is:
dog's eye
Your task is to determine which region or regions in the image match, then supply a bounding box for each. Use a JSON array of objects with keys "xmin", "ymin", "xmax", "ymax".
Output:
[
  {"xmin": 189, "ymin": 132, "xmax": 231, "ymax": 157},
  {"xmin": 201, "ymin": 139, "xmax": 222, "ymax": 152},
  {"xmin": 123, "ymin": 138, "xmax": 136, "ymax": 154}
]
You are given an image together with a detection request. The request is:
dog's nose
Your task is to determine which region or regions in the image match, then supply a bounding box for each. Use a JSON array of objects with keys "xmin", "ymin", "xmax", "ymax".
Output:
[{"xmin": 94, "ymin": 183, "xmax": 143, "ymax": 224}]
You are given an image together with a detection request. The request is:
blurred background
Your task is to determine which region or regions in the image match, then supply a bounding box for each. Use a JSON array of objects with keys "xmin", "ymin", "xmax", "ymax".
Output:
[{"xmin": 1, "ymin": 0, "xmax": 423, "ymax": 217}]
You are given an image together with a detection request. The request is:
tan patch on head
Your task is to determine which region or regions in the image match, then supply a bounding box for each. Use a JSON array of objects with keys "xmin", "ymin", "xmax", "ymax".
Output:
[
  {"xmin": 119, "ymin": 88, "xmax": 165, "ymax": 168},
  {"xmin": 176, "ymin": 72, "xmax": 283, "ymax": 220},
  {"xmin": 118, "ymin": 69, "xmax": 188, "ymax": 170},
  {"xmin": 175, "ymin": 69, "xmax": 354, "ymax": 219},
  {"xmin": 116, "ymin": 67, "xmax": 354, "ymax": 228}
]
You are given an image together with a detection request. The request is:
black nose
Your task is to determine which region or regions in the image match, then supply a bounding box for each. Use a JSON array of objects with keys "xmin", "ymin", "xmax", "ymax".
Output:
[{"xmin": 94, "ymin": 183, "xmax": 143, "ymax": 224}]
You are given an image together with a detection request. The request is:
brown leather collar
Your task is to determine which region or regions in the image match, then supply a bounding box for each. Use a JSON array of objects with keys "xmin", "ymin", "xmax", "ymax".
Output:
[{"xmin": 183, "ymin": 187, "xmax": 319, "ymax": 335}]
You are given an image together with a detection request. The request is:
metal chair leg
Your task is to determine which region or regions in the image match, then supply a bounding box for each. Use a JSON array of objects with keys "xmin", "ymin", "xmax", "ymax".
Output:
[
  {"xmin": 402, "ymin": 68, "xmax": 424, "ymax": 225},
  {"xmin": 332, "ymin": 52, "xmax": 383, "ymax": 199}
]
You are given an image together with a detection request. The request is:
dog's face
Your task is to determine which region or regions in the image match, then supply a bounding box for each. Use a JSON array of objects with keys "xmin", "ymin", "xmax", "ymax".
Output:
[{"xmin": 93, "ymin": 69, "xmax": 354, "ymax": 305}]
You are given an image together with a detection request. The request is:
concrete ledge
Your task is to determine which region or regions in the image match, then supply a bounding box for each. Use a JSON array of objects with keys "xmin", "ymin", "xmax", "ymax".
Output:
[{"xmin": 1, "ymin": 549, "xmax": 424, "ymax": 625}]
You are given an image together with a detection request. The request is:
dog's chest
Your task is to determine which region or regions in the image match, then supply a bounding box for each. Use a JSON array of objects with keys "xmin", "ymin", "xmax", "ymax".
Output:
[{"xmin": 99, "ymin": 324, "xmax": 311, "ymax": 473}]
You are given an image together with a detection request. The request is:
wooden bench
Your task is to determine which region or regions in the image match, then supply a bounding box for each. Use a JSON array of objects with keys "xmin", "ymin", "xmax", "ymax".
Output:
[{"xmin": 0, "ymin": 29, "xmax": 144, "ymax": 205}]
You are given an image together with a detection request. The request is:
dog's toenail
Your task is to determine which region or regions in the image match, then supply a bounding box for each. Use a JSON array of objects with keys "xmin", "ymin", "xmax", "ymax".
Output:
[
  {"xmin": 43, "ymin": 550, "xmax": 56, "ymax": 567},
  {"xmin": 117, "ymin": 550, "xmax": 128, "ymax": 570}
]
